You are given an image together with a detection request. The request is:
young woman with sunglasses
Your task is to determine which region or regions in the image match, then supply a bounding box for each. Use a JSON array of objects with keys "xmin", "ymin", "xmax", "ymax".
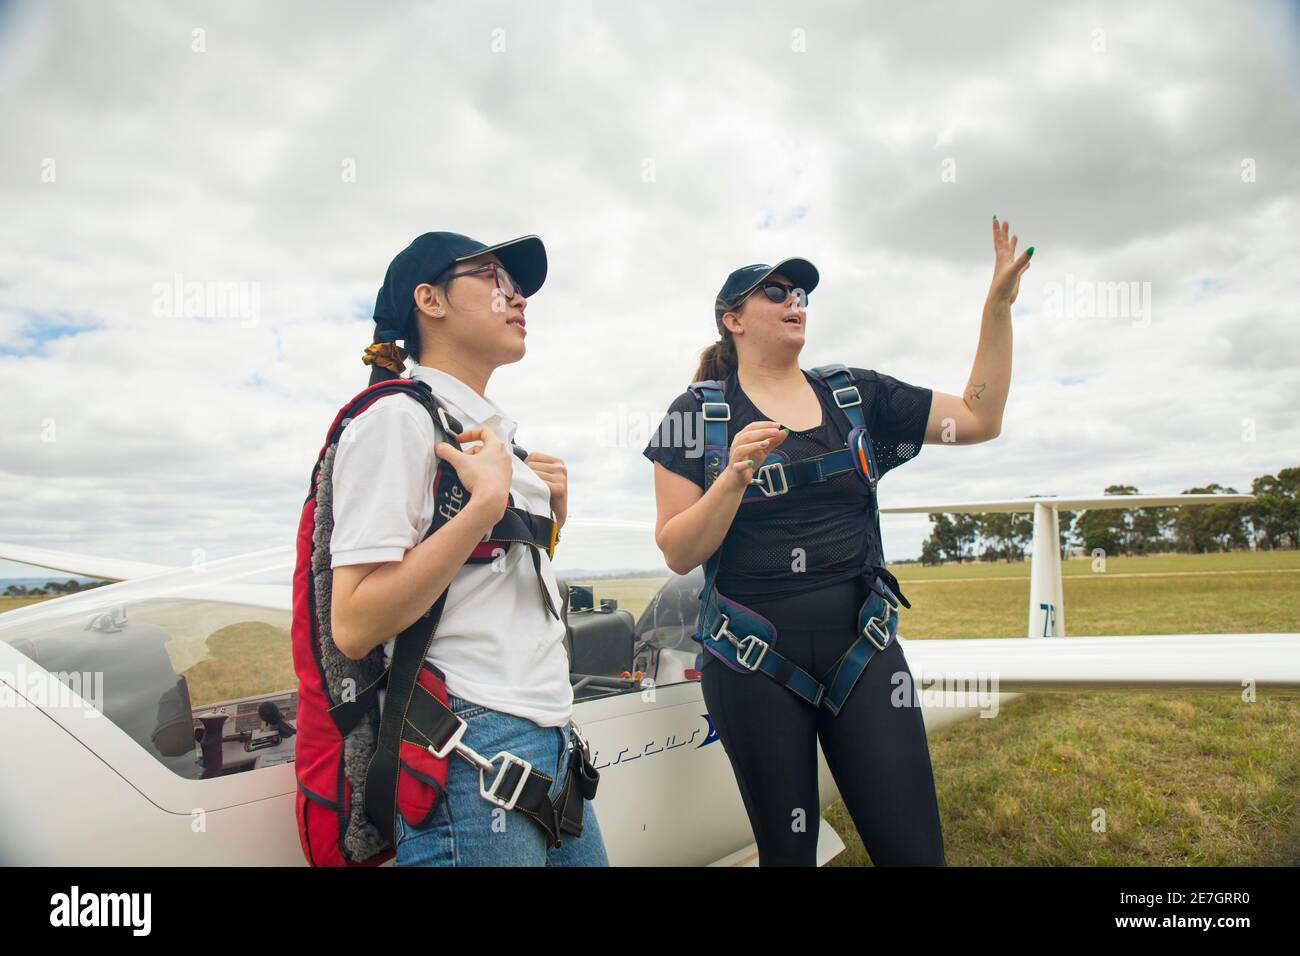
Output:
[
  {"xmin": 329, "ymin": 231, "xmax": 609, "ymax": 866},
  {"xmin": 644, "ymin": 218, "xmax": 1032, "ymax": 865}
]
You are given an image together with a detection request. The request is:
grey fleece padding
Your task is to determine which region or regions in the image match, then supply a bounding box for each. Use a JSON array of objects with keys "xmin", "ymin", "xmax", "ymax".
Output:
[{"xmin": 311, "ymin": 440, "xmax": 391, "ymax": 861}]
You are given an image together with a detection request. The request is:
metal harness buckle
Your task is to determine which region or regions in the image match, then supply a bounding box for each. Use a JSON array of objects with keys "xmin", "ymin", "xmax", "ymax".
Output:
[
  {"xmin": 436, "ymin": 406, "xmax": 460, "ymax": 435},
  {"xmin": 568, "ymin": 719, "xmax": 592, "ymax": 765},
  {"xmin": 701, "ymin": 401, "xmax": 731, "ymax": 421},
  {"xmin": 863, "ymin": 615, "xmax": 891, "ymax": 651},
  {"xmin": 749, "ymin": 461, "xmax": 789, "ymax": 497},
  {"xmin": 734, "ymin": 634, "xmax": 770, "ymax": 671},
  {"xmin": 426, "ymin": 713, "xmax": 468, "ymax": 759},
  {"xmin": 710, "ymin": 612, "xmax": 770, "ymax": 672},
  {"xmin": 480, "ymin": 752, "xmax": 533, "ymax": 810}
]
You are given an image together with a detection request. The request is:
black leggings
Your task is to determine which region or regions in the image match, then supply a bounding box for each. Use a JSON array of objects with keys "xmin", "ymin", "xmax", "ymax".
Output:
[{"xmin": 700, "ymin": 575, "xmax": 947, "ymax": 866}]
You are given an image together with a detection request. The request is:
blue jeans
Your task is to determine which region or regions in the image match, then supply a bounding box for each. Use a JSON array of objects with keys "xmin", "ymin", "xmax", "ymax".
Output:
[{"xmin": 394, "ymin": 694, "xmax": 609, "ymax": 866}]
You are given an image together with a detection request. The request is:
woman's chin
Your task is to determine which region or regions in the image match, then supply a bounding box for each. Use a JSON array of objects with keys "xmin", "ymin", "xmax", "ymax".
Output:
[{"xmin": 499, "ymin": 338, "xmax": 527, "ymax": 364}]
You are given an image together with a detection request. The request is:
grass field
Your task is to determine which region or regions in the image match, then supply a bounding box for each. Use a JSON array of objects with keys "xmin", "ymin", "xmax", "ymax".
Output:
[
  {"xmin": 2, "ymin": 549, "xmax": 1296, "ymax": 865},
  {"xmin": 822, "ymin": 550, "xmax": 1300, "ymax": 866}
]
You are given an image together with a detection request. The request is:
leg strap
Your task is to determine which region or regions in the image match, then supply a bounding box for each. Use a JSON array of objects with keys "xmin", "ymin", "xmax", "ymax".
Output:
[{"xmin": 697, "ymin": 571, "xmax": 904, "ymax": 715}]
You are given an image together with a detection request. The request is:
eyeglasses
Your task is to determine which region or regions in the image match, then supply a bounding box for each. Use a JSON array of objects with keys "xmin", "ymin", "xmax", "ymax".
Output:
[
  {"xmin": 749, "ymin": 281, "xmax": 807, "ymax": 306},
  {"xmin": 446, "ymin": 261, "xmax": 522, "ymax": 301}
]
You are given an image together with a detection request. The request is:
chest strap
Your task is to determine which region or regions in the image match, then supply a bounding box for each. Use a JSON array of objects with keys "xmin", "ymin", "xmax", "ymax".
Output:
[
  {"xmin": 688, "ymin": 363, "xmax": 871, "ymax": 494},
  {"xmin": 745, "ymin": 446, "xmax": 855, "ymax": 498}
]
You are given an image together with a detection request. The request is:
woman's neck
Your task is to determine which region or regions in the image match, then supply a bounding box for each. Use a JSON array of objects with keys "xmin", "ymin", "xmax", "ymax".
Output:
[
  {"xmin": 737, "ymin": 357, "xmax": 803, "ymax": 393},
  {"xmin": 417, "ymin": 353, "xmax": 492, "ymax": 397}
]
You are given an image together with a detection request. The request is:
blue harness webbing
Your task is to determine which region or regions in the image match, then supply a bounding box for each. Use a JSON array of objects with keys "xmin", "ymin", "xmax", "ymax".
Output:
[{"xmin": 688, "ymin": 363, "xmax": 911, "ymax": 714}]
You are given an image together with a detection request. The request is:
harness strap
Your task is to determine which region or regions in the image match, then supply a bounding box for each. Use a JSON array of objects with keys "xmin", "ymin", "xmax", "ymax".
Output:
[
  {"xmin": 686, "ymin": 378, "xmax": 730, "ymax": 488},
  {"xmin": 744, "ymin": 446, "xmax": 857, "ymax": 499},
  {"xmin": 690, "ymin": 364, "xmax": 908, "ymax": 713},
  {"xmin": 807, "ymin": 363, "xmax": 867, "ymax": 430},
  {"xmin": 473, "ymin": 507, "xmax": 560, "ymax": 561},
  {"xmin": 469, "ymin": 505, "xmax": 561, "ymax": 621},
  {"xmin": 698, "ymin": 567, "xmax": 907, "ymax": 714},
  {"xmin": 397, "ymin": 684, "xmax": 599, "ymax": 846}
]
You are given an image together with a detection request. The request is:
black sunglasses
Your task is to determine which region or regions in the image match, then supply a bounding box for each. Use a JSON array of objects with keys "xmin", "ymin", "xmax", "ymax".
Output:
[{"xmin": 747, "ymin": 281, "xmax": 807, "ymax": 306}]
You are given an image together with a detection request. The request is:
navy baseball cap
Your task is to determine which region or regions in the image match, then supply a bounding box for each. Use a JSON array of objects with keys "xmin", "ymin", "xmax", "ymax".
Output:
[
  {"xmin": 372, "ymin": 231, "xmax": 547, "ymax": 343},
  {"xmin": 714, "ymin": 257, "xmax": 819, "ymax": 330}
]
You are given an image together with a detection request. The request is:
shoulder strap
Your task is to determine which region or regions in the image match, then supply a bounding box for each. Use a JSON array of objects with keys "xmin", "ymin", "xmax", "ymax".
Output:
[
  {"xmin": 687, "ymin": 378, "xmax": 731, "ymax": 490},
  {"xmin": 808, "ymin": 363, "xmax": 867, "ymax": 431},
  {"xmin": 809, "ymin": 364, "xmax": 892, "ymax": 569},
  {"xmin": 685, "ymin": 378, "xmax": 732, "ymax": 612}
]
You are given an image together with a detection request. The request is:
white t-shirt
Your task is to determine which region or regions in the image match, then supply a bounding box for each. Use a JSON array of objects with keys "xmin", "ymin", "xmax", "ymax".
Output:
[{"xmin": 328, "ymin": 364, "xmax": 572, "ymax": 728}]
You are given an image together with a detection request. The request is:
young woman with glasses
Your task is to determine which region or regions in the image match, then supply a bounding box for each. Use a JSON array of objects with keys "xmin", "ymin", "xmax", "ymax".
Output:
[{"xmin": 329, "ymin": 231, "xmax": 609, "ymax": 866}]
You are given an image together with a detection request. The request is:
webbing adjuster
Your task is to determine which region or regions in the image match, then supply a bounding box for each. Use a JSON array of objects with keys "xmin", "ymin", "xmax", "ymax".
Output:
[
  {"xmin": 735, "ymin": 633, "xmax": 770, "ymax": 671},
  {"xmin": 480, "ymin": 752, "xmax": 533, "ymax": 811},
  {"xmin": 436, "ymin": 406, "xmax": 461, "ymax": 435},
  {"xmin": 833, "ymin": 386, "xmax": 862, "ymax": 409},
  {"xmin": 749, "ymin": 461, "xmax": 789, "ymax": 496},
  {"xmin": 863, "ymin": 615, "xmax": 891, "ymax": 651},
  {"xmin": 701, "ymin": 401, "xmax": 731, "ymax": 421}
]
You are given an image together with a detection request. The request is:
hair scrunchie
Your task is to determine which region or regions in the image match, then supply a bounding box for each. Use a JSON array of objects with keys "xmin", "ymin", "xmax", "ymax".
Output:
[{"xmin": 361, "ymin": 341, "xmax": 408, "ymax": 374}]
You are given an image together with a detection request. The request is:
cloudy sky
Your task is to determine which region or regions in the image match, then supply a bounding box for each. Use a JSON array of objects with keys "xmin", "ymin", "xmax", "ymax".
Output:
[{"xmin": 1, "ymin": 0, "xmax": 1298, "ymax": 578}]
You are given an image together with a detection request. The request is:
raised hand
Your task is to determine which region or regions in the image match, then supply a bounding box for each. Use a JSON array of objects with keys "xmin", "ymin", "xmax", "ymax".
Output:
[{"xmin": 988, "ymin": 215, "xmax": 1033, "ymax": 306}]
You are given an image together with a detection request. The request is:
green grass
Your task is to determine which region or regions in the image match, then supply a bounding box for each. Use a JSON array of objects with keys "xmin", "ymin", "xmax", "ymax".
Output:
[{"xmin": 823, "ymin": 550, "xmax": 1300, "ymax": 866}]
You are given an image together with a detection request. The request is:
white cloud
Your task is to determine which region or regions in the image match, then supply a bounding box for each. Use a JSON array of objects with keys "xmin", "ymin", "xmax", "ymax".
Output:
[{"xmin": 0, "ymin": 0, "xmax": 1297, "ymax": 575}]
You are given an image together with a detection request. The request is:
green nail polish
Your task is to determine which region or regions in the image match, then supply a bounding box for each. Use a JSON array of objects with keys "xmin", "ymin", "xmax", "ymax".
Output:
[
  {"xmin": 781, "ymin": 426, "xmax": 790, "ymax": 433},
  {"xmin": 992, "ymin": 214, "xmax": 997, "ymax": 220},
  {"xmin": 1026, "ymin": 246, "xmax": 1035, "ymax": 257},
  {"xmin": 746, "ymin": 459, "xmax": 754, "ymax": 467}
]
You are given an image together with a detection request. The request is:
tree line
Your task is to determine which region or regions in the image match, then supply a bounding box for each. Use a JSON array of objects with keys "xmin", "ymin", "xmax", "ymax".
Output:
[
  {"xmin": 2, "ymin": 579, "xmax": 108, "ymax": 598},
  {"xmin": 917, "ymin": 467, "xmax": 1300, "ymax": 565}
]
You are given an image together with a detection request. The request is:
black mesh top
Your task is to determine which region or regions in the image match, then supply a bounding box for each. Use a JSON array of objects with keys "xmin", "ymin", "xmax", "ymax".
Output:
[{"xmin": 642, "ymin": 367, "xmax": 932, "ymax": 601}]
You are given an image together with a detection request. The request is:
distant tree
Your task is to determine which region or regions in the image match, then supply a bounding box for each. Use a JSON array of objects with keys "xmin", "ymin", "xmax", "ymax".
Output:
[
  {"xmin": 981, "ymin": 513, "xmax": 1019, "ymax": 561},
  {"xmin": 954, "ymin": 514, "xmax": 980, "ymax": 562},
  {"xmin": 1173, "ymin": 483, "xmax": 1247, "ymax": 553},
  {"xmin": 1250, "ymin": 469, "xmax": 1300, "ymax": 550},
  {"xmin": 1010, "ymin": 512, "xmax": 1033, "ymax": 560},
  {"xmin": 926, "ymin": 513, "xmax": 963, "ymax": 563},
  {"xmin": 1057, "ymin": 509, "xmax": 1078, "ymax": 558},
  {"xmin": 919, "ymin": 539, "xmax": 944, "ymax": 566},
  {"xmin": 1075, "ymin": 485, "xmax": 1139, "ymax": 556}
]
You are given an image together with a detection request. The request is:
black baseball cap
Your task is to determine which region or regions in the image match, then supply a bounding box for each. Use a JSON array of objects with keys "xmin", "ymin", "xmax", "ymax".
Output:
[
  {"xmin": 714, "ymin": 257, "xmax": 819, "ymax": 330},
  {"xmin": 372, "ymin": 232, "xmax": 547, "ymax": 343}
]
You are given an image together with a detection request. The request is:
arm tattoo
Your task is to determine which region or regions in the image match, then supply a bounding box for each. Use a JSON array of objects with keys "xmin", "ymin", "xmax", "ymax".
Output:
[{"xmin": 968, "ymin": 382, "xmax": 986, "ymax": 401}]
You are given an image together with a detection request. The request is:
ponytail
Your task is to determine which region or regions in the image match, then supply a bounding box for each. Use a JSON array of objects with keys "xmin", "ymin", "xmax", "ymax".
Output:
[
  {"xmin": 692, "ymin": 330, "xmax": 737, "ymax": 382},
  {"xmin": 361, "ymin": 327, "xmax": 410, "ymax": 385}
]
